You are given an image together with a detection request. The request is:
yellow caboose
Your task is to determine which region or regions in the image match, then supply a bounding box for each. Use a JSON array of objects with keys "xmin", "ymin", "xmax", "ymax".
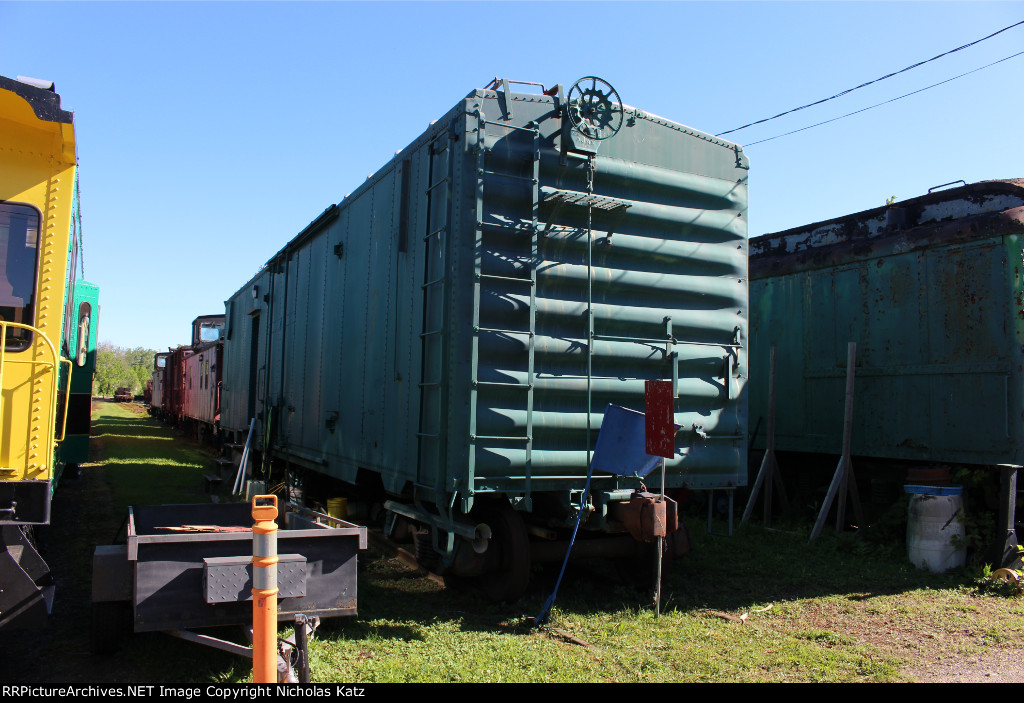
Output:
[{"xmin": 0, "ymin": 75, "xmax": 81, "ymax": 629}]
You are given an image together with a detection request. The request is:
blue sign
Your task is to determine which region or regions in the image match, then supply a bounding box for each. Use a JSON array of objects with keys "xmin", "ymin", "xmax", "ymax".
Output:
[{"xmin": 591, "ymin": 404, "xmax": 677, "ymax": 478}]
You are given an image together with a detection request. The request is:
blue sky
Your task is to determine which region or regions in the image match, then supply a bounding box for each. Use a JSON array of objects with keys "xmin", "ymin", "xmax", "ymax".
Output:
[{"xmin": 2, "ymin": 1, "xmax": 1022, "ymax": 352}]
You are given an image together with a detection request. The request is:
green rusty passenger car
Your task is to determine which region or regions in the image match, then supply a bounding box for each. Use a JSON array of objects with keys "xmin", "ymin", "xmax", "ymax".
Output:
[
  {"xmin": 221, "ymin": 78, "xmax": 749, "ymax": 599},
  {"xmin": 750, "ymin": 179, "xmax": 1024, "ymax": 467}
]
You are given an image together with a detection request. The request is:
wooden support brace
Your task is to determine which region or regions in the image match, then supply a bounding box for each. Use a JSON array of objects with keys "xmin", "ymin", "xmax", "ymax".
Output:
[
  {"xmin": 810, "ymin": 342, "xmax": 864, "ymax": 541},
  {"xmin": 742, "ymin": 347, "xmax": 789, "ymax": 526}
]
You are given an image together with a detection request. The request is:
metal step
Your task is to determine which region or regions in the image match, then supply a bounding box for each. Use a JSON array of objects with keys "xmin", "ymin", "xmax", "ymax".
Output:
[{"xmin": 0, "ymin": 526, "xmax": 53, "ymax": 630}]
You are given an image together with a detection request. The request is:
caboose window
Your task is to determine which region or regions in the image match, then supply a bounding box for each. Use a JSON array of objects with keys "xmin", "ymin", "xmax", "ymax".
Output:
[
  {"xmin": 0, "ymin": 202, "xmax": 40, "ymax": 351},
  {"xmin": 75, "ymin": 302, "xmax": 91, "ymax": 366},
  {"xmin": 199, "ymin": 323, "xmax": 221, "ymax": 343}
]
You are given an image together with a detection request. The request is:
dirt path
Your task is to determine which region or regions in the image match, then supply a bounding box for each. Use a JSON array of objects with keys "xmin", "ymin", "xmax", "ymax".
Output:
[{"xmin": 910, "ymin": 648, "xmax": 1024, "ymax": 683}]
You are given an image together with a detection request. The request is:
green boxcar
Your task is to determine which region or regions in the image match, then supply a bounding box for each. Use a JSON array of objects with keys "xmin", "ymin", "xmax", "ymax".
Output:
[
  {"xmin": 222, "ymin": 78, "xmax": 749, "ymax": 597},
  {"xmin": 55, "ymin": 278, "xmax": 98, "ymax": 480},
  {"xmin": 750, "ymin": 179, "xmax": 1024, "ymax": 465}
]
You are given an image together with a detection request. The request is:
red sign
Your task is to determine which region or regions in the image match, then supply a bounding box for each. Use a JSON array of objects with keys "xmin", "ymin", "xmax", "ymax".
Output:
[{"xmin": 645, "ymin": 380, "xmax": 675, "ymax": 458}]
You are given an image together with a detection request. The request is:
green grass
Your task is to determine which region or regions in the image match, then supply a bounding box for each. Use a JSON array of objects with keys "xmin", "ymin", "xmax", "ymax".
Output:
[
  {"xmin": 298, "ymin": 511, "xmax": 1021, "ymax": 684},
  {"xmin": 4, "ymin": 400, "xmax": 1020, "ymax": 684},
  {"xmin": 92, "ymin": 402, "xmax": 214, "ymax": 510},
  {"xmin": 306, "ymin": 556, "xmax": 909, "ymax": 683}
]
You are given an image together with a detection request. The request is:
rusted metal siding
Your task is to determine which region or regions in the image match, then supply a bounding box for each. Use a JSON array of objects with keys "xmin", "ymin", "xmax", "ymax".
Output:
[
  {"xmin": 164, "ymin": 347, "xmax": 193, "ymax": 425},
  {"xmin": 750, "ymin": 179, "xmax": 1024, "ymax": 465}
]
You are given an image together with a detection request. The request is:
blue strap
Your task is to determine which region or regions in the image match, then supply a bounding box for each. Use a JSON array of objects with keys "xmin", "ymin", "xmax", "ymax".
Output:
[{"xmin": 534, "ymin": 466, "xmax": 595, "ymax": 625}]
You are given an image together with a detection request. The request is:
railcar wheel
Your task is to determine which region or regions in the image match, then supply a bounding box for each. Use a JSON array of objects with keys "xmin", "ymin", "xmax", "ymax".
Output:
[{"xmin": 471, "ymin": 500, "xmax": 530, "ymax": 603}]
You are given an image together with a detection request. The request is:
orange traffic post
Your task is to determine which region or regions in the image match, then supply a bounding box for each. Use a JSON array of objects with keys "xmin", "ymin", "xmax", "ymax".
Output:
[{"xmin": 251, "ymin": 494, "xmax": 279, "ymax": 683}]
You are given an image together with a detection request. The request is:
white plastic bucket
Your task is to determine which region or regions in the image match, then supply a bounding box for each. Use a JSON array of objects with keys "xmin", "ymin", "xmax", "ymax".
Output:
[{"xmin": 906, "ymin": 486, "xmax": 966, "ymax": 573}]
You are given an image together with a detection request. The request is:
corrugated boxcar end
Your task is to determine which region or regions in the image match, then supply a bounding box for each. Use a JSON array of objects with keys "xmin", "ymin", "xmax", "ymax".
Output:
[
  {"xmin": 219, "ymin": 77, "xmax": 748, "ymax": 600},
  {"xmin": 749, "ymin": 178, "xmax": 1024, "ymax": 466},
  {"xmin": 449, "ymin": 83, "xmax": 748, "ymax": 499}
]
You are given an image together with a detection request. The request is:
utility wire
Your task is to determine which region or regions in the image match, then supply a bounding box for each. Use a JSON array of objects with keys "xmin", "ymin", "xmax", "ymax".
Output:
[
  {"xmin": 716, "ymin": 19, "xmax": 1024, "ymax": 137},
  {"xmin": 744, "ymin": 49, "xmax": 1024, "ymax": 147}
]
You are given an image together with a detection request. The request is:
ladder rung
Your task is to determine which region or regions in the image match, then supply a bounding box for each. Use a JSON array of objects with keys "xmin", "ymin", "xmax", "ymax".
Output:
[
  {"xmin": 474, "ymin": 381, "xmax": 532, "ymax": 389},
  {"xmin": 476, "ymin": 326, "xmax": 532, "ymax": 336},
  {"xmin": 479, "ymin": 274, "xmax": 533, "ymax": 286},
  {"xmin": 423, "ymin": 226, "xmax": 446, "ymax": 241},
  {"xmin": 480, "ymin": 170, "xmax": 536, "ymax": 184},
  {"xmin": 471, "ymin": 435, "xmax": 531, "ymax": 442},
  {"xmin": 416, "ymin": 433, "xmax": 440, "ymax": 438},
  {"xmin": 426, "ymin": 176, "xmax": 450, "ymax": 193},
  {"xmin": 592, "ymin": 333, "xmax": 741, "ymax": 349},
  {"xmin": 481, "ymin": 120, "xmax": 539, "ymax": 134},
  {"xmin": 420, "ymin": 329, "xmax": 443, "ymax": 338},
  {"xmin": 419, "ymin": 382, "xmax": 441, "ymax": 388},
  {"xmin": 422, "ymin": 277, "xmax": 445, "ymax": 289}
]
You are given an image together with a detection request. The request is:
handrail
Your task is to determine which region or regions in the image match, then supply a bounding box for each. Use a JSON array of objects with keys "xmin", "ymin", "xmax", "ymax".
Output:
[{"xmin": 0, "ymin": 321, "xmax": 64, "ymax": 473}]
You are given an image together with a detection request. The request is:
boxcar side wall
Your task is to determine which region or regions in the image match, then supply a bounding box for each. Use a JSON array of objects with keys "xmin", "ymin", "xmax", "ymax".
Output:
[
  {"xmin": 222, "ymin": 267, "xmax": 272, "ymax": 438},
  {"xmin": 750, "ymin": 180, "xmax": 1024, "ymax": 466}
]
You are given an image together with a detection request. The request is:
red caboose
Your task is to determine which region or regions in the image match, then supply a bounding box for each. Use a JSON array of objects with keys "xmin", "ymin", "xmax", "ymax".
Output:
[{"xmin": 181, "ymin": 314, "xmax": 225, "ymax": 439}]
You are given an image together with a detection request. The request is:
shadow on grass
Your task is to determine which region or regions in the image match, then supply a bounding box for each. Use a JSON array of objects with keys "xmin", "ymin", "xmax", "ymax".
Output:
[
  {"xmin": 316, "ymin": 510, "xmax": 980, "ymax": 649},
  {"xmin": 541, "ymin": 517, "xmax": 976, "ymax": 619}
]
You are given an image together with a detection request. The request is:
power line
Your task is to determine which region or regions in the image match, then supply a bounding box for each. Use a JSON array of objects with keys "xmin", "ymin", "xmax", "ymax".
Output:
[
  {"xmin": 743, "ymin": 50, "xmax": 1024, "ymax": 147},
  {"xmin": 716, "ymin": 18, "xmax": 1024, "ymax": 137}
]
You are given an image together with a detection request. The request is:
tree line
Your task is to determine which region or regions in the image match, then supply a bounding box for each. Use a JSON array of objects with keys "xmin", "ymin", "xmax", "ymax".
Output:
[{"xmin": 94, "ymin": 343, "xmax": 157, "ymax": 397}]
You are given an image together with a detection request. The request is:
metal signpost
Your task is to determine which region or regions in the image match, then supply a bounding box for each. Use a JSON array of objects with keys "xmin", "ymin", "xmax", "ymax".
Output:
[{"xmin": 645, "ymin": 380, "xmax": 675, "ymax": 617}]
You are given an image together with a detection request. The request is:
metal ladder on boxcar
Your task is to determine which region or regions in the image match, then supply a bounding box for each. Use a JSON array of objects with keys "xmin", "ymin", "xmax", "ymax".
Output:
[
  {"xmin": 416, "ymin": 132, "xmax": 455, "ymax": 488},
  {"xmin": 466, "ymin": 108, "xmax": 541, "ymax": 510}
]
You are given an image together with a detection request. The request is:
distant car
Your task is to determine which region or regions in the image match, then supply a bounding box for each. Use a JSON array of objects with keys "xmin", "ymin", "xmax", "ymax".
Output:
[{"xmin": 114, "ymin": 387, "xmax": 133, "ymax": 402}]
